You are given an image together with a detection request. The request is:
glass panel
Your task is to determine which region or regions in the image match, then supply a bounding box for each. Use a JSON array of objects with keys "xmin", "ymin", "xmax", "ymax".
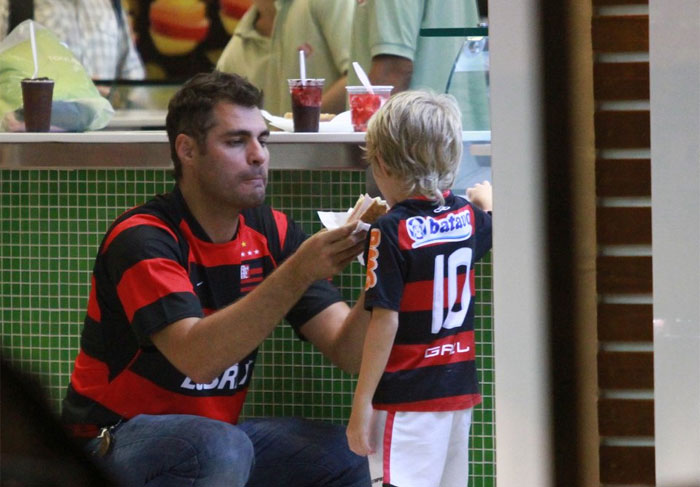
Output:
[
  {"xmin": 94, "ymin": 81, "xmax": 180, "ymax": 110},
  {"xmin": 447, "ymin": 34, "xmax": 492, "ymax": 195},
  {"xmin": 429, "ymin": 27, "xmax": 494, "ymax": 487},
  {"xmin": 448, "ymin": 35, "xmax": 490, "ymax": 131}
]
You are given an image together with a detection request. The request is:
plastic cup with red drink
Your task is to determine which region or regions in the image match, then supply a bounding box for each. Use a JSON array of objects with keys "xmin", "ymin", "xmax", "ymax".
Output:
[
  {"xmin": 346, "ymin": 85, "xmax": 393, "ymax": 132},
  {"xmin": 288, "ymin": 79, "xmax": 324, "ymax": 132}
]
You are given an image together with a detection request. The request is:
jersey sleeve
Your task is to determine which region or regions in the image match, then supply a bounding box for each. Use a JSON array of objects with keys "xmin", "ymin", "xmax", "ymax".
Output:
[
  {"xmin": 364, "ymin": 217, "xmax": 405, "ymax": 312},
  {"xmin": 100, "ymin": 214, "xmax": 202, "ymax": 345},
  {"xmin": 471, "ymin": 204, "xmax": 493, "ymax": 262},
  {"xmin": 277, "ymin": 216, "xmax": 343, "ymax": 333}
]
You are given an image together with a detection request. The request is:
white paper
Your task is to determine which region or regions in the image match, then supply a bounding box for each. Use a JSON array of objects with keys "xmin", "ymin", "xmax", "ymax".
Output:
[
  {"xmin": 317, "ymin": 209, "xmax": 370, "ymax": 265},
  {"xmin": 317, "ymin": 209, "xmax": 370, "ymax": 234},
  {"xmin": 262, "ymin": 110, "xmax": 353, "ymax": 133}
]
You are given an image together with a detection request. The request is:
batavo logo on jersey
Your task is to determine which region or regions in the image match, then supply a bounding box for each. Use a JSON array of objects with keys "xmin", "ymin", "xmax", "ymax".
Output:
[
  {"xmin": 400, "ymin": 208, "xmax": 473, "ymax": 249},
  {"xmin": 364, "ymin": 228, "xmax": 381, "ymax": 290},
  {"xmin": 180, "ymin": 359, "xmax": 253, "ymax": 391}
]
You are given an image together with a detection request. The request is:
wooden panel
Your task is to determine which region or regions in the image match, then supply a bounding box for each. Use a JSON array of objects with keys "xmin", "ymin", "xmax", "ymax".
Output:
[
  {"xmin": 596, "ymin": 158, "xmax": 651, "ymax": 197},
  {"xmin": 600, "ymin": 446, "xmax": 655, "ymax": 484},
  {"xmin": 594, "ymin": 62, "xmax": 649, "ymax": 100},
  {"xmin": 597, "ymin": 256, "xmax": 652, "ymax": 294},
  {"xmin": 593, "ymin": 4, "xmax": 654, "ymax": 486},
  {"xmin": 598, "ymin": 303, "xmax": 653, "ymax": 341},
  {"xmin": 595, "ymin": 111, "xmax": 650, "ymax": 149},
  {"xmin": 592, "ymin": 15, "xmax": 649, "ymax": 52},
  {"xmin": 599, "ymin": 398, "xmax": 654, "ymax": 436},
  {"xmin": 597, "ymin": 207, "xmax": 651, "ymax": 245},
  {"xmin": 598, "ymin": 351, "xmax": 654, "ymax": 389}
]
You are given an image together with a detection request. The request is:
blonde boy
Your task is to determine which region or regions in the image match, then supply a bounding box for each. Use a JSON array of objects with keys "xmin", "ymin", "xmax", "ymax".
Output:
[{"xmin": 346, "ymin": 91, "xmax": 493, "ymax": 487}]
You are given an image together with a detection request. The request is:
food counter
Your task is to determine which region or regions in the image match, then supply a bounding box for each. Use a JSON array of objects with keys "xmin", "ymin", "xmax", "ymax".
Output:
[
  {"xmin": 0, "ymin": 131, "xmax": 366, "ymax": 170},
  {"xmin": 0, "ymin": 129, "xmax": 491, "ymax": 183}
]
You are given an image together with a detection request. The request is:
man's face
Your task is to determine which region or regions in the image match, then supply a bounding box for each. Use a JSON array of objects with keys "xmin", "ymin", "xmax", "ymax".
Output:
[{"xmin": 192, "ymin": 102, "xmax": 270, "ymax": 210}]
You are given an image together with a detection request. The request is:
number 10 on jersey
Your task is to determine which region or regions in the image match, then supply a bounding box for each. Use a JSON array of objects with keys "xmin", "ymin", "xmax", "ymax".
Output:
[{"xmin": 431, "ymin": 248, "xmax": 473, "ymax": 334}]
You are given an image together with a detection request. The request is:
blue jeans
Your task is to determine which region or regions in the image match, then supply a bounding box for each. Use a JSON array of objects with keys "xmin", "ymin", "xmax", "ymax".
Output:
[{"xmin": 87, "ymin": 414, "xmax": 370, "ymax": 487}]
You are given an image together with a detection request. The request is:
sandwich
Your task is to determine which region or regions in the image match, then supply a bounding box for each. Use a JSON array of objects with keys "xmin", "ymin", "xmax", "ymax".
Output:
[{"xmin": 346, "ymin": 194, "xmax": 389, "ymax": 224}]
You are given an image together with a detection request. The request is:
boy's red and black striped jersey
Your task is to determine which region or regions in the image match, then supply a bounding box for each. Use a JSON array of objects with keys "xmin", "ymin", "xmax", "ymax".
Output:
[
  {"xmin": 363, "ymin": 191, "xmax": 492, "ymax": 412},
  {"xmin": 62, "ymin": 186, "xmax": 342, "ymax": 437}
]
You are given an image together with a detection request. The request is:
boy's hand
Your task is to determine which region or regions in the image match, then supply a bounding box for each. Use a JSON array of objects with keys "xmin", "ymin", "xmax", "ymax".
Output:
[
  {"xmin": 346, "ymin": 400, "xmax": 375, "ymax": 456},
  {"xmin": 467, "ymin": 180, "xmax": 493, "ymax": 212}
]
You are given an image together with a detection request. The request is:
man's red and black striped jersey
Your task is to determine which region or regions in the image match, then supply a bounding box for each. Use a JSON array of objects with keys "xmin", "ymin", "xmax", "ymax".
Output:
[
  {"xmin": 363, "ymin": 191, "xmax": 492, "ymax": 412},
  {"xmin": 62, "ymin": 186, "xmax": 342, "ymax": 437}
]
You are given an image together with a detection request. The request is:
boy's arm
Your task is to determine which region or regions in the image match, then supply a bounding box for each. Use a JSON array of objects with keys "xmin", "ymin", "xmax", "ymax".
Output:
[
  {"xmin": 467, "ymin": 181, "xmax": 494, "ymax": 260},
  {"xmin": 346, "ymin": 307, "xmax": 398, "ymax": 456},
  {"xmin": 467, "ymin": 181, "xmax": 493, "ymax": 212}
]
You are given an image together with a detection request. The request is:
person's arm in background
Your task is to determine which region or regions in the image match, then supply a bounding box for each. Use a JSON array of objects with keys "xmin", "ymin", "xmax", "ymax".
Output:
[
  {"xmin": 118, "ymin": 0, "xmax": 146, "ymax": 80},
  {"xmin": 357, "ymin": 0, "xmax": 423, "ymax": 92},
  {"xmin": 346, "ymin": 307, "xmax": 397, "ymax": 455},
  {"xmin": 368, "ymin": 54, "xmax": 413, "ymax": 93},
  {"xmin": 321, "ymin": 74, "xmax": 347, "ymax": 114},
  {"xmin": 0, "ymin": 0, "xmax": 10, "ymax": 37}
]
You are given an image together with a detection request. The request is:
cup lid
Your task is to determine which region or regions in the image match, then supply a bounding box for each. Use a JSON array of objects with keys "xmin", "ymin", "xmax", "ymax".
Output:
[
  {"xmin": 346, "ymin": 85, "xmax": 394, "ymax": 92},
  {"xmin": 288, "ymin": 78, "xmax": 325, "ymax": 84}
]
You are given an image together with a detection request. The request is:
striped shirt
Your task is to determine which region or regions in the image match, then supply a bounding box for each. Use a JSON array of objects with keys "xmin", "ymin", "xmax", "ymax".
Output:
[
  {"xmin": 363, "ymin": 191, "xmax": 492, "ymax": 412},
  {"xmin": 62, "ymin": 186, "xmax": 341, "ymax": 437}
]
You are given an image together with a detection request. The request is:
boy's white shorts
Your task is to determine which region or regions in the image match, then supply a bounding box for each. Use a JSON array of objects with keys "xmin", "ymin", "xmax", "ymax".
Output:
[{"xmin": 368, "ymin": 408, "xmax": 473, "ymax": 487}]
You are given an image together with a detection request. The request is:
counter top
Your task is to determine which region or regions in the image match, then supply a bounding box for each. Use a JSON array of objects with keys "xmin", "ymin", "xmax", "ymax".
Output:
[
  {"xmin": 106, "ymin": 109, "xmax": 168, "ymax": 129},
  {"xmin": 0, "ymin": 130, "xmax": 491, "ymax": 170},
  {"xmin": 0, "ymin": 131, "xmax": 369, "ymax": 144},
  {"xmin": 0, "ymin": 130, "xmax": 490, "ymax": 143}
]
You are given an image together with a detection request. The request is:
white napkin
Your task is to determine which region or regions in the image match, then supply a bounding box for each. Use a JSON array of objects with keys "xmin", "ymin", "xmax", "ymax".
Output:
[
  {"xmin": 262, "ymin": 110, "xmax": 353, "ymax": 133},
  {"xmin": 317, "ymin": 209, "xmax": 369, "ymax": 233},
  {"xmin": 317, "ymin": 209, "xmax": 370, "ymax": 264}
]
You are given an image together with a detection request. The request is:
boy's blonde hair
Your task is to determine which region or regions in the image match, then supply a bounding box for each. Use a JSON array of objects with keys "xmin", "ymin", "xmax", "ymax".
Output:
[{"xmin": 365, "ymin": 90, "xmax": 463, "ymax": 206}]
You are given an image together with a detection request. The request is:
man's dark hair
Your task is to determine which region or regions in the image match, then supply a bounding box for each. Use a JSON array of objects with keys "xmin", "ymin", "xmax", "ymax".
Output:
[{"xmin": 166, "ymin": 70, "xmax": 264, "ymax": 180}]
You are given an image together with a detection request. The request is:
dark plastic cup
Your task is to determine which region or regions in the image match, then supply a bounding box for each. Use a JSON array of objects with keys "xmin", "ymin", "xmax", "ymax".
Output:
[
  {"xmin": 288, "ymin": 79, "xmax": 324, "ymax": 132},
  {"xmin": 21, "ymin": 78, "xmax": 54, "ymax": 132}
]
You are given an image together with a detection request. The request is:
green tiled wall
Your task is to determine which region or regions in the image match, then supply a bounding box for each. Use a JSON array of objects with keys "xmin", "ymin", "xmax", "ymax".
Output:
[{"xmin": 0, "ymin": 168, "xmax": 495, "ymax": 486}]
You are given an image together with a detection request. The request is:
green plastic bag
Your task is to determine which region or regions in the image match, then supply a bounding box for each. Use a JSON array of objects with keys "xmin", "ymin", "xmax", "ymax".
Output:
[{"xmin": 0, "ymin": 20, "xmax": 114, "ymax": 132}]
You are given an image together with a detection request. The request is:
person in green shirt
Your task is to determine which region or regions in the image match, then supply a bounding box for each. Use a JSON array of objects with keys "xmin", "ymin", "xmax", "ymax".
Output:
[
  {"xmin": 349, "ymin": 0, "xmax": 489, "ymax": 130},
  {"xmin": 217, "ymin": 0, "xmax": 354, "ymax": 115}
]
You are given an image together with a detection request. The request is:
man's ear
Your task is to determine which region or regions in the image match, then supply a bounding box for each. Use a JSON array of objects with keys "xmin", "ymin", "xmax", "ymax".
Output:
[{"xmin": 175, "ymin": 133, "xmax": 197, "ymax": 167}]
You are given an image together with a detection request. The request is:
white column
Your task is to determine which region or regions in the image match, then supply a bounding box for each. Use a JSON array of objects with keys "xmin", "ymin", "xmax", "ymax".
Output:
[
  {"xmin": 490, "ymin": 0, "xmax": 553, "ymax": 485},
  {"xmin": 649, "ymin": 1, "xmax": 700, "ymax": 484}
]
